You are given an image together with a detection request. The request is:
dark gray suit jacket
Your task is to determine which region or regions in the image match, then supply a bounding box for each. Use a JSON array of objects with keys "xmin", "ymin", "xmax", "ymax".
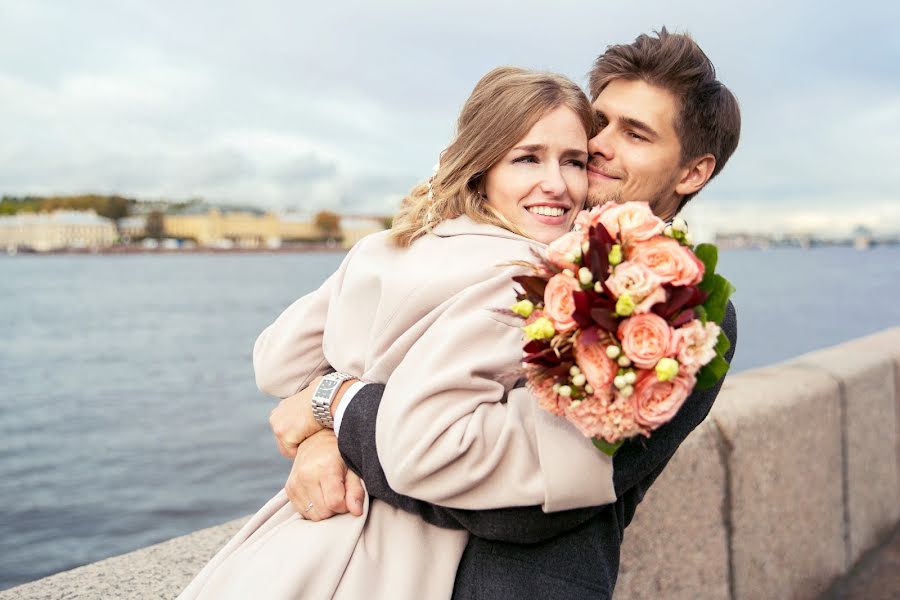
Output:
[{"xmin": 337, "ymin": 302, "xmax": 737, "ymax": 599}]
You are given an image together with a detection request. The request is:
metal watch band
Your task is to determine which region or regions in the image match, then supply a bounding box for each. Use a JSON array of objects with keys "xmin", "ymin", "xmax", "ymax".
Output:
[{"xmin": 311, "ymin": 372, "xmax": 354, "ymax": 429}]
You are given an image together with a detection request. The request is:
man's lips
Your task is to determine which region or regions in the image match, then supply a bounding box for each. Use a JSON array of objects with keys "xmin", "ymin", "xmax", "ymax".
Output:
[{"xmin": 588, "ymin": 163, "xmax": 621, "ymax": 180}]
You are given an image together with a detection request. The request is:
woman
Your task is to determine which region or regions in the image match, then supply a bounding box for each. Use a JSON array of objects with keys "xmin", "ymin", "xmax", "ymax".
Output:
[{"xmin": 179, "ymin": 66, "xmax": 617, "ymax": 600}]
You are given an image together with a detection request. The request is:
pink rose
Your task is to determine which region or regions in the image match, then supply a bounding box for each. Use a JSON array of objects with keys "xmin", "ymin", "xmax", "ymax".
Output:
[
  {"xmin": 576, "ymin": 201, "xmax": 664, "ymax": 242},
  {"xmin": 617, "ymin": 313, "xmax": 674, "ymax": 369},
  {"xmin": 631, "ymin": 370, "xmax": 696, "ymax": 429},
  {"xmin": 543, "ymin": 273, "xmax": 580, "ymax": 332},
  {"xmin": 628, "ymin": 237, "xmax": 704, "ymax": 286},
  {"xmin": 546, "ymin": 230, "xmax": 585, "ymax": 272},
  {"xmin": 671, "ymin": 319, "xmax": 722, "ymax": 374},
  {"xmin": 604, "ymin": 261, "xmax": 667, "ymax": 314},
  {"xmin": 573, "ymin": 331, "xmax": 618, "ymax": 393}
]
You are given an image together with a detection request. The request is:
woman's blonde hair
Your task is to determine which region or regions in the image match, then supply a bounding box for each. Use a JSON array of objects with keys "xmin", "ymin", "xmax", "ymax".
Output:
[{"xmin": 390, "ymin": 66, "xmax": 595, "ymax": 247}]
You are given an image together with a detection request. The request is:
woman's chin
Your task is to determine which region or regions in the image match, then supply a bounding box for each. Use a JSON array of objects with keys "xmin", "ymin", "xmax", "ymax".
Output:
[{"xmin": 525, "ymin": 224, "xmax": 570, "ymax": 245}]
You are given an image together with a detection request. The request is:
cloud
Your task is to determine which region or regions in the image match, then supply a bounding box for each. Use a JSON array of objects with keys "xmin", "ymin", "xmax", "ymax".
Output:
[{"xmin": 1, "ymin": 0, "xmax": 898, "ymax": 223}]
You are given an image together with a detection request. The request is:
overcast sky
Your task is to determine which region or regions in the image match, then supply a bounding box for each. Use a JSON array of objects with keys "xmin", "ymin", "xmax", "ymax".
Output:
[{"xmin": 2, "ymin": 0, "xmax": 898, "ymax": 233}]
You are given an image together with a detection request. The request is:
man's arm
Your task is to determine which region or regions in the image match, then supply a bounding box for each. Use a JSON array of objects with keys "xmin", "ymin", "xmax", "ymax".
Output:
[{"xmin": 338, "ymin": 301, "xmax": 738, "ymax": 543}]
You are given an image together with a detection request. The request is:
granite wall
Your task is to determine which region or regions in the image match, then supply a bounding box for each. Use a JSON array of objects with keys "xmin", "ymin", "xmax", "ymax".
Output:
[{"xmin": 4, "ymin": 328, "xmax": 899, "ymax": 600}]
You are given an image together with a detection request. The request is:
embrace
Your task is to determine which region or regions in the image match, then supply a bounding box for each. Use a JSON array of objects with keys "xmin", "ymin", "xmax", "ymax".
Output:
[{"xmin": 180, "ymin": 28, "xmax": 740, "ymax": 600}]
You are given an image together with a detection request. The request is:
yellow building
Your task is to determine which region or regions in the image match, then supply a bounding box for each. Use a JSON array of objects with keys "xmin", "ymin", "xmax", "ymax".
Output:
[
  {"xmin": 0, "ymin": 210, "xmax": 118, "ymax": 252},
  {"xmin": 163, "ymin": 209, "xmax": 325, "ymax": 248},
  {"xmin": 161, "ymin": 209, "xmax": 387, "ymax": 248},
  {"xmin": 340, "ymin": 217, "xmax": 389, "ymax": 248}
]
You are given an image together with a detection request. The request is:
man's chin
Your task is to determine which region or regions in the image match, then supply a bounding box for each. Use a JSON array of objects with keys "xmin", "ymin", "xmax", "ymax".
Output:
[{"xmin": 586, "ymin": 188, "xmax": 621, "ymax": 208}]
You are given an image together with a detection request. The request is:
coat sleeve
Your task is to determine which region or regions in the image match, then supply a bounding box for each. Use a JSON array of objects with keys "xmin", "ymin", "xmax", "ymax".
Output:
[
  {"xmin": 340, "ymin": 383, "xmax": 600, "ymax": 543},
  {"xmin": 375, "ymin": 265, "xmax": 617, "ymax": 512},
  {"xmin": 339, "ymin": 301, "xmax": 738, "ymax": 541},
  {"xmin": 253, "ymin": 243, "xmax": 362, "ymax": 399}
]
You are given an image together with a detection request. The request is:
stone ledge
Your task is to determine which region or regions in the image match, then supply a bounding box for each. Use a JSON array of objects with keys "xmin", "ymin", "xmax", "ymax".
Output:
[
  {"xmin": 614, "ymin": 421, "xmax": 730, "ymax": 599},
  {"xmin": 0, "ymin": 518, "xmax": 246, "ymax": 600},
  {"xmin": 710, "ymin": 365, "xmax": 846, "ymax": 600},
  {"xmin": 5, "ymin": 328, "xmax": 900, "ymax": 599}
]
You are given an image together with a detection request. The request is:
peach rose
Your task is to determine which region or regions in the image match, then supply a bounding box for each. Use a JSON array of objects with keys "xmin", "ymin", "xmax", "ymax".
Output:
[
  {"xmin": 543, "ymin": 273, "xmax": 580, "ymax": 333},
  {"xmin": 617, "ymin": 313, "xmax": 673, "ymax": 369},
  {"xmin": 671, "ymin": 319, "xmax": 722, "ymax": 374},
  {"xmin": 604, "ymin": 261, "xmax": 667, "ymax": 314},
  {"xmin": 573, "ymin": 331, "xmax": 618, "ymax": 393},
  {"xmin": 628, "ymin": 237, "xmax": 704, "ymax": 286},
  {"xmin": 576, "ymin": 201, "xmax": 664, "ymax": 242},
  {"xmin": 547, "ymin": 230, "xmax": 585, "ymax": 272},
  {"xmin": 575, "ymin": 201, "xmax": 619, "ymax": 234},
  {"xmin": 631, "ymin": 370, "xmax": 696, "ymax": 429}
]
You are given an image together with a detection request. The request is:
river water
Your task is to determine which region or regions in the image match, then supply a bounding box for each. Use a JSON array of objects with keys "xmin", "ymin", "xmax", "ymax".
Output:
[{"xmin": 1, "ymin": 247, "xmax": 898, "ymax": 589}]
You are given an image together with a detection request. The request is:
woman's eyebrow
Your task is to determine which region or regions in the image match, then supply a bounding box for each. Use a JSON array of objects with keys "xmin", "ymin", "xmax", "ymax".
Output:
[{"xmin": 512, "ymin": 144, "xmax": 546, "ymax": 152}]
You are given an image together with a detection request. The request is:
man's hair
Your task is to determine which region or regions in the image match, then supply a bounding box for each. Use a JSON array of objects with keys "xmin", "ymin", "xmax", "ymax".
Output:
[{"xmin": 588, "ymin": 27, "xmax": 741, "ymax": 207}]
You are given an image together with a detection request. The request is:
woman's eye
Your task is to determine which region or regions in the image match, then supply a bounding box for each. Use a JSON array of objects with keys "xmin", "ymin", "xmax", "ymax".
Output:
[
  {"xmin": 513, "ymin": 155, "xmax": 538, "ymax": 164},
  {"xmin": 566, "ymin": 159, "xmax": 586, "ymax": 169}
]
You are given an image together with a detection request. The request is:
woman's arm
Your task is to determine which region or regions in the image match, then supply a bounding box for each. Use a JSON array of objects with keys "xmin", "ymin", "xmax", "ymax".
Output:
[
  {"xmin": 253, "ymin": 242, "xmax": 363, "ymax": 399},
  {"xmin": 375, "ymin": 266, "xmax": 616, "ymax": 513},
  {"xmin": 339, "ymin": 301, "xmax": 735, "ymax": 542}
]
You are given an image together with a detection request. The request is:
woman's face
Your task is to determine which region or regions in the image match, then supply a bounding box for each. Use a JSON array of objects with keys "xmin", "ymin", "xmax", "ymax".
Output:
[{"xmin": 483, "ymin": 106, "xmax": 589, "ymax": 245}]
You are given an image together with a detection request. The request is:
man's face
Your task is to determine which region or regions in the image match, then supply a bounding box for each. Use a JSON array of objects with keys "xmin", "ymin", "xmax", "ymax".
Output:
[{"xmin": 587, "ymin": 78, "xmax": 686, "ymax": 219}]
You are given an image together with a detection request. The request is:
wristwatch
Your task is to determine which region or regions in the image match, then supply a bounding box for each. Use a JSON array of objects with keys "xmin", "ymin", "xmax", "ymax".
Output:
[{"xmin": 312, "ymin": 371, "xmax": 355, "ymax": 429}]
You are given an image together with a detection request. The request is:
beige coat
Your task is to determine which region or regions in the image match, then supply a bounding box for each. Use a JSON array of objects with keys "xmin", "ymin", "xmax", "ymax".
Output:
[{"xmin": 179, "ymin": 216, "xmax": 616, "ymax": 600}]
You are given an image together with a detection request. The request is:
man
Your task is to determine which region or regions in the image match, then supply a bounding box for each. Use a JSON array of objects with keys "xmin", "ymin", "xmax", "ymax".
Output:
[{"xmin": 266, "ymin": 28, "xmax": 739, "ymax": 599}]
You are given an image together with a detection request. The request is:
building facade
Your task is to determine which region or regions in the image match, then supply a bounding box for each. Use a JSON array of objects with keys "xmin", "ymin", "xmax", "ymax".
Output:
[{"xmin": 0, "ymin": 211, "xmax": 118, "ymax": 251}]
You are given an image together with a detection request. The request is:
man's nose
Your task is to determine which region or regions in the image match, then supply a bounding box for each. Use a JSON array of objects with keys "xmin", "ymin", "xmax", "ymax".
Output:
[{"xmin": 588, "ymin": 128, "xmax": 614, "ymax": 160}]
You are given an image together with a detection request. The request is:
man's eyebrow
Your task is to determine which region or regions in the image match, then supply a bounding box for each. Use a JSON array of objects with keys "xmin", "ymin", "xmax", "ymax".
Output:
[{"xmin": 621, "ymin": 116, "xmax": 659, "ymax": 139}]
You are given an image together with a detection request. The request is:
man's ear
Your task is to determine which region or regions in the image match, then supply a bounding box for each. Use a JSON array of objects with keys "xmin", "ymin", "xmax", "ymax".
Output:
[{"xmin": 675, "ymin": 154, "xmax": 716, "ymax": 198}]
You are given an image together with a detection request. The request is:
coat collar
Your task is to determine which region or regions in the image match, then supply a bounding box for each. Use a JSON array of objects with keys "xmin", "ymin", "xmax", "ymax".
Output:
[{"xmin": 430, "ymin": 215, "xmax": 546, "ymax": 249}]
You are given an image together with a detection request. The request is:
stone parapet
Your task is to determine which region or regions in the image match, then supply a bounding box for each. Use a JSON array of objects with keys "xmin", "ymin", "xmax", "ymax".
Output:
[
  {"xmin": 4, "ymin": 328, "xmax": 900, "ymax": 599},
  {"xmin": 614, "ymin": 421, "xmax": 731, "ymax": 599}
]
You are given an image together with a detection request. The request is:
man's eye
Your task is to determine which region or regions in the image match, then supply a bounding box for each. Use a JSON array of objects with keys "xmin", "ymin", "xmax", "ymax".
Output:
[{"xmin": 627, "ymin": 132, "xmax": 647, "ymax": 142}]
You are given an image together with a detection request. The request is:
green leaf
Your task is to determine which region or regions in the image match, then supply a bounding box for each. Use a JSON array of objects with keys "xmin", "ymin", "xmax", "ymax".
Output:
[
  {"xmin": 700, "ymin": 274, "xmax": 736, "ymax": 324},
  {"xmin": 714, "ymin": 330, "xmax": 731, "ymax": 356},
  {"xmin": 592, "ymin": 438, "xmax": 625, "ymax": 456},
  {"xmin": 694, "ymin": 304, "xmax": 708, "ymax": 323},
  {"xmin": 695, "ymin": 353, "xmax": 730, "ymax": 390},
  {"xmin": 694, "ymin": 243, "xmax": 718, "ymax": 278}
]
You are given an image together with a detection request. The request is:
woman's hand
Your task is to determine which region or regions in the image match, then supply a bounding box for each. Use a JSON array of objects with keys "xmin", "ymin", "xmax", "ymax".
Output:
[
  {"xmin": 269, "ymin": 374, "xmax": 358, "ymax": 458},
  {"xmin": 285, "ymin": 429, "xmax": 366, "ymax": 521}
]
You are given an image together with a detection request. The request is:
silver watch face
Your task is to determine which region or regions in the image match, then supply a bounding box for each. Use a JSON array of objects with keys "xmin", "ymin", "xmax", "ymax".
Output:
[{"xmin": 314, "ymin": 378, "xmax": 340, "ymax": 400}]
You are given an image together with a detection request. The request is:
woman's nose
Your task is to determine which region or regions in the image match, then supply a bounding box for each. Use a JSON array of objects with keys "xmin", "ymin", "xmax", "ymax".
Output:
[{"xmin": 540, "ymin": 165, "xmax": 566, "ymax": 197}]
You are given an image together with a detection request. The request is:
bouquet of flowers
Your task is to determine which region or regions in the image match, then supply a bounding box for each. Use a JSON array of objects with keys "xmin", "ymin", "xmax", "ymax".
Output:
[{"xmin": 508, "ymin": 201, "xmax": 735, "ymax": 455}]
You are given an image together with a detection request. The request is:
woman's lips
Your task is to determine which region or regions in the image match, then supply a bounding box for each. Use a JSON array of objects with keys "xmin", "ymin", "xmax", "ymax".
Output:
[{"xmin": 525, "ymin": 206, "xmax": 569, "ymax": 225}]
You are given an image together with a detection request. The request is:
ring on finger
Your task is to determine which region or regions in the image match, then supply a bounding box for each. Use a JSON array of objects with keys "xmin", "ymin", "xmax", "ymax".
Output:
[{"xmin": 304, "ymin": 502, "xmax": 314, "ymax": 513}]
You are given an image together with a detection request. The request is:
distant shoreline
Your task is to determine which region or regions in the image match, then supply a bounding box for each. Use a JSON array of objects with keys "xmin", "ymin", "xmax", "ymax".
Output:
[{"xmin": 4, "ymin": 244, "xmax": 348, "ymax": 256}]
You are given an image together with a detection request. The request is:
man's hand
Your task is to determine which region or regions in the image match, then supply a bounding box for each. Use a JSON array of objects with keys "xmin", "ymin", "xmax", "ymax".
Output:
[
  {"xmin": 269, "ymin": 374, "xmax": 358, "ymax": 458},
  {"xmin": 285, "ymin": 429, "xmax": 366, "ymax": 521}
]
